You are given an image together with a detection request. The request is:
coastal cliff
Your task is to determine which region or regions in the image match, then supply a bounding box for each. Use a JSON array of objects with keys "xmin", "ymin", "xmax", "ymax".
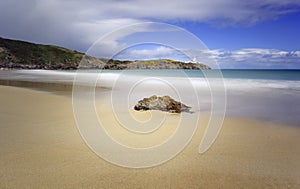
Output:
[{"xmin": 0, "ymin": 37, "xmax": 210, "ymax": 70}]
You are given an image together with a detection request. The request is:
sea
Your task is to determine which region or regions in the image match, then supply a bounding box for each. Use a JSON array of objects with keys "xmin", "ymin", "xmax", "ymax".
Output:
[{"xmin": 0, "ymin": 69, "xmax": 299, "ymax": 126}]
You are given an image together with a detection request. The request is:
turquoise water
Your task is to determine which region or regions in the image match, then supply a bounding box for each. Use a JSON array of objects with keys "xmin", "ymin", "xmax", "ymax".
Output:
[
  {"xmin": 200, "ymin": 69, "xmax": 300, "ymax": 81},
  {"xmin": 78, "ymin": 69, "xmax": 300, "ymax": 81}
]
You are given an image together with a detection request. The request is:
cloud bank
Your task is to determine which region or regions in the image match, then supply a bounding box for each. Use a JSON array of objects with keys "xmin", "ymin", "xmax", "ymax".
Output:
[
  {"xmin": 0, "ymin": 0, "xmax": 299, "ymax": 68},
  {"xmin": 203, "ymin": 48, "xmax": 300, "ymax": 69},
  {"xmin": 118, "ymin": 47, "xmax": 300, "ymax": 69},
  {"xmin": 1, "ymin": 0, "xmax": 300, "ymax": 48}
]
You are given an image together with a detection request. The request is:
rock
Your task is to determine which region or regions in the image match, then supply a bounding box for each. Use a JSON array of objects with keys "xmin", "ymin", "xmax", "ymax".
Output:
[{"xmin": 134, "ymin": 95, "xmax": 192, "ymax": 113}]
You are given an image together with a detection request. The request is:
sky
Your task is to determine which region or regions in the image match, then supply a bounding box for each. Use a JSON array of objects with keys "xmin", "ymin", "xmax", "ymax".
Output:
[{"xmin": 0, "ymin": 0, "xmax": 300, "ymax": 69}]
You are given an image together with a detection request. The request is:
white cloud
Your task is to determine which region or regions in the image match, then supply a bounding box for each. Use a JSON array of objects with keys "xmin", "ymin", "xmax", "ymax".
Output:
[
  {"xmin": 0, "ymin": 0, "xmax": 143, "ymax": 52},
  {"xmin": 0, "ymin": 0, "xmax": 299, "ymax": 69},
  {"xmin": 117, "ymin": 46, "xmax": 176, "ymax": 60},
  {"xmin": 198, "ymin": 48, "xmax": 300, "ymax": 68},
  {"xmin": 125, "ymin": 46, "xmax": 174, "ymax": 58},
  {"xmin": 112, "ymin": 46, "xmax": 300, "ymax": 69},
  {"xmin": 1, "ymin": 0, "xmax": 300, "ymax": 53},
  {"xmin": 88, "ymin": 0, "xmax": 300, "ymax": 25}
]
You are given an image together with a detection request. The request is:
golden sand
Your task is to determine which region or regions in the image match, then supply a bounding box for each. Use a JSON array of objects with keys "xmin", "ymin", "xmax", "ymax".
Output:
[{"xmin": 0, "ymin": 85, "xmax": 299, "ymax": 188}]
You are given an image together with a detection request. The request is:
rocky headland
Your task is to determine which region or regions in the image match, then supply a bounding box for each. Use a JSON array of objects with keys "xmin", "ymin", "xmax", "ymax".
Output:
[{"xmin": 0, "ymin": 37, "xmax": 211, "ymax": 70}]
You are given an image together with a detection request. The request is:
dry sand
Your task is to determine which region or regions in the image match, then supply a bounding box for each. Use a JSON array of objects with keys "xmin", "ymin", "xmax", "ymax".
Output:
[{"xmin": 0, "ymin": 85, "xmax": 300, "ymax": 188}]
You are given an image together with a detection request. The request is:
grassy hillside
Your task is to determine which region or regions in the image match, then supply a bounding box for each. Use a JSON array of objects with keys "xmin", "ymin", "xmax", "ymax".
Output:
[
  {"xmin": 0, "ymin": 37, "xmax": 210, "ymax": 70},
  {"xmin": 0, "ymin": 37, "xmax": 83, "ymax": 66}
]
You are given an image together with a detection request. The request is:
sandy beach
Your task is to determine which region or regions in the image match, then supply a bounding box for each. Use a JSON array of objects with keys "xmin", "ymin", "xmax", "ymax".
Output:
[{"xmin": 0, "ymin": 84, "xmax": 300, "ymax": 188}]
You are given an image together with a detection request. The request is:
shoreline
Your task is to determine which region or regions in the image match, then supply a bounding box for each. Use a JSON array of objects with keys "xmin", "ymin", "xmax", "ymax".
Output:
[
  {"xmin": 0, "ymin": 84, "xmax": 300, "ymax": 188},
  {"xmin": 0, "ymin": 81, "xmax": 297, "ymax": 128},
  {"xmin": 1, "ymin": 75, "xmax": 300, "ymax": 127}
]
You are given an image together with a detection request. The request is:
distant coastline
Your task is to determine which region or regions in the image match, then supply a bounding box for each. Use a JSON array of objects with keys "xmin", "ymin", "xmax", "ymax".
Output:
[{"xmin": 0, "ymin": 37, "xmax": 210, "ymax": 70}]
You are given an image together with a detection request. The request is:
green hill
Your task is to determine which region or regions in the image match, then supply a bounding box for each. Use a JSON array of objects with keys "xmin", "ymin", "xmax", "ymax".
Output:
[
  {"xmin": 0, "ymin": 37, "xmax": 83, "ymax": 69},
  {"xmin": 0, "ymin": 37, "xmax": 210, "ymax": 70}
]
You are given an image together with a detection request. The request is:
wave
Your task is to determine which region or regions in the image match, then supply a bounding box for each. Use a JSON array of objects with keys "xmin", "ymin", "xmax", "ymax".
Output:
[
  {"xmin": 1, "ymin": 70, "xmax": 300, "ymax": 126},
  {"xmin": 0, "ymin": 70, "xmax": 298, "ymax": 91}
]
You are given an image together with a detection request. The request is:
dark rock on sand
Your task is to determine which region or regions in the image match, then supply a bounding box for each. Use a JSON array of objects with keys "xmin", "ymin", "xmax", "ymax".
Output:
[{"xmin": 134, "ymin": 95, "xmax": 192, "ymax": 113}]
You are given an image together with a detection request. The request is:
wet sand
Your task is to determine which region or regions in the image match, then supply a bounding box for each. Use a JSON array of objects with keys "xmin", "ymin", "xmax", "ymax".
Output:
[{"xmin": 0, "ymin": 85, "xmax": 300, "ymax": 188}]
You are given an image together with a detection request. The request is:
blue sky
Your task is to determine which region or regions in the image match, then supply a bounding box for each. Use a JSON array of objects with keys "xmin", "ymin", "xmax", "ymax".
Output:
[
  {"xmin": 173, "ymin": 11, "xmax": 300, "ymax": 51},
  {"xmin": 0, "ymin": 0, "xmax": 300, "ymax": 69}
]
